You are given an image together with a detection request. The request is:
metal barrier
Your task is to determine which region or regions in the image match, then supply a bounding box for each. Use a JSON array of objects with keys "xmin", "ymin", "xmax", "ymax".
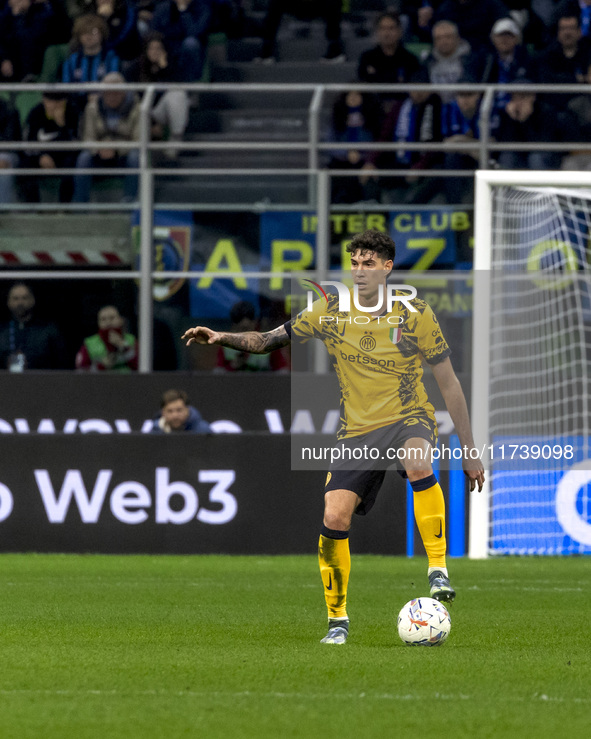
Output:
[{"xmin": 0, "ymin": 82, "xmax": 587, "ymax": 370}]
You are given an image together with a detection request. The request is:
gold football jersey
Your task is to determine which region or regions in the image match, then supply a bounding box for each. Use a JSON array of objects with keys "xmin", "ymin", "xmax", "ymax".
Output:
[{"xmin": 290, "ymin": 290, "xmax": 451, "ymax": 438}]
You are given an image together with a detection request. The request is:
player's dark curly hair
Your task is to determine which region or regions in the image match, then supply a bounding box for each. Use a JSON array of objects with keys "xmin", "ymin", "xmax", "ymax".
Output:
[{"xmin": 346, "ymin": 229, "xmax": 396, "ymax": 264}]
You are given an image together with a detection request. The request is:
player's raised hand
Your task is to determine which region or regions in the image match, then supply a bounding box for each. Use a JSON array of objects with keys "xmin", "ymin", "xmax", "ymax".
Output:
[{"xmin": 182, "ymin": 326, "xmax": 222, "ymax": 346}]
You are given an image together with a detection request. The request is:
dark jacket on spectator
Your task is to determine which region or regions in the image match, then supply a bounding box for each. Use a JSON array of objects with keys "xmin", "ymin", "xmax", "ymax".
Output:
[
  {"xmin": 495, "ymin": 98, "xmax": 580, "ymax": 145},
  {"xmin": 151, "ymin": 0, "xmax": 213, "ymax": 48},
  {"xmin": 357, "ymin": 45, "xmax": 421, "ymax": 104},
  {"xmin": 0, "ymin": 318, "xmax": 67, "ymax": 370},
  {"xmin": 150, "ymin": 405, "xmax": 211, "ymax": 433},
  {"xmin": 0, "ymin": 0, "xmax": 56, "ymax": 80},
  {"xmin": 23, "ymin": 100, "xmax": 80, "ymax": 168},
  {"xmin": 0, "ymin": 98, "xmax": 21, "ymax": 144},
  {"xmin": 101, "ymin": 0, "xmax": 142, "ymax": 60},
  {"xmin": 464, "ymin": 43, "xmax": 532, "ymax": 84},
  {"xmin": 534, "ymin": 37, "xmax": 591, "ymax": 84}
]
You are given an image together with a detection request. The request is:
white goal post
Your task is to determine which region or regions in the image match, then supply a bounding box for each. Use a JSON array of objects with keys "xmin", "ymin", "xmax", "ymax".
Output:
[{"xmin": 470, "ymin": 170, "xmax": 591, "ymax": 558}]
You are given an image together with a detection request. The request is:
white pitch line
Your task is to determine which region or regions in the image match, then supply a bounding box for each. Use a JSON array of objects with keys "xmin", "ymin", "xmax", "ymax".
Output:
[{"xmin": 0, "ymin": 690, "xmax": 589, "ymax": 704}]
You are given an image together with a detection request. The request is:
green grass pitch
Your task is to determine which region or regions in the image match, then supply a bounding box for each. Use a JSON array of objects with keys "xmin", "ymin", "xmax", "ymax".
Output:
[{"xmin": 0, "ymin": 554, "xmax": 589, "ymax": 738}]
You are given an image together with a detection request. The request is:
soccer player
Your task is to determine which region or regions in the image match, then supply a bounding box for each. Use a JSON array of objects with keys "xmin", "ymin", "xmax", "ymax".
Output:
[{"xmin": 182, "ymin": 229, "xmax": 485, "ymax": 645}]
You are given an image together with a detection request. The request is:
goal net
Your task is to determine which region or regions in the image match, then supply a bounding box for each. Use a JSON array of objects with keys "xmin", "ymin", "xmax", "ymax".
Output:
[{"xmin": 471, "ymin": 171, "xmax": 591, "ymax": 557}]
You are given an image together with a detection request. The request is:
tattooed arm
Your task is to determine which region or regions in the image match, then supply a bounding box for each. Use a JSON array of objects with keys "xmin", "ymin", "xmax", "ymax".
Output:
[{"xmin": 182, "ymin": 323, "xmax": 291, "ymax": 354}]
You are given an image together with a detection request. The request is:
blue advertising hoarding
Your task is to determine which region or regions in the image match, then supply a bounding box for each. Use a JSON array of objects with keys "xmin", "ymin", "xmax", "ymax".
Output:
[{"xmin": 491, "ymin": 437, "xmax": 591, "ymax": 554}]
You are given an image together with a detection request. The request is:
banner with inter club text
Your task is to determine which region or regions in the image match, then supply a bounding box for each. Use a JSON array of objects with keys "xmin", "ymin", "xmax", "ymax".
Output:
[{"xmin": 145, "ymin": 207, "xmax": 475, "ymax": 320}]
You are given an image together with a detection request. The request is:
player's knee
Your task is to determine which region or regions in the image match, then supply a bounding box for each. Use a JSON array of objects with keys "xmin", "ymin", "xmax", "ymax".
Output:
[
  {"xmin": 323, "ymin": 509, "xmax": 352, "ymax": 531},
  {"xmin": 405, "ymin": 468, "xmax": 433, "ymax": 483}
]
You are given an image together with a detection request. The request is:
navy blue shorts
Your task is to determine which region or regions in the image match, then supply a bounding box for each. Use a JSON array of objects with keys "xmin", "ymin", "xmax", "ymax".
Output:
[{"xmin": 324, "ymin": 412, "xmax": 437, "ymax": 515}]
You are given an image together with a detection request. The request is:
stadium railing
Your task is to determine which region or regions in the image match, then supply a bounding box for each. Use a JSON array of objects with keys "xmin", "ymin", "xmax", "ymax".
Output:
[{"xmin": 0, "ymin": 82, "xmax": 586, "ymax": 371}]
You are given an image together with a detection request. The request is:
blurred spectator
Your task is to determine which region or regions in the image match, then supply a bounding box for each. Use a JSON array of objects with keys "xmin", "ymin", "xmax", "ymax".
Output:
[
  {"xmin": 326, "ymin": 88, "xmax": 381, "ymax": 203},
  {"xmin": 62, "ymin": 14, "xmax": 120, "ymax": 83},
  {"xmin": 75, "ymin": 304, "xmax": 138, "ymax": 371},
  {"xmin": 94, "ymin": 0, "xmax": 142, "ymax": 59},
  {"xmin": 562, "ymin": 61, "xmax": 591, "ymax": 169},
  {"xmin": 358, "ymin": 11, "xmax": 421, "ymax": 112},
  {"xmin": 534, "ymin": 12, "xmax": 591, "ymax": 105},
  {"xmin": 465, "ymin": 18, "xmax": 531, "ymax": 85},
  {"xmin": 73, "ymin": 72, "xmax": 140, "ymax": 202},
  {"xmin": 465, "ymin": 17, "xmax": 532, "ymax": 125},
  {"xmin": 21, "ymin": 92, "xmax": 80, "ymax": 203},
  {"xmin": 216, "ymin": 301, "xmax": 290, "ymax": 371},
  {"xmin": 362, "ymin": 69, "xmax": 443, "ymax": 204},
  {"xmin": 421, "ymin": 20, "xmax": 471, "ymax": 102},
  {"xmin": 0, "ymin": 0, "xmax": 58, "ymax": 82},
  {"xmin": 136, "ymin": 0, "xmax": 156, "ymax": 38},
  {"xmin": 0, "ymin": 97, "xmax": 20, "ymax": 205},
  {"xmin": 553, "ymin": 0, "xmax": 591, "ymax": 35},
  {"xmin": 125, "ymin": 31, "xmax": 189, "ymax": 158},
  {"xmin": 434, "ymin": 0, "xmax": 510, "ymax": 49},
  {"xmin": 150, "ymin": 388, "xmax": 211, "ymax": 433},
  {"xmin": 441, "ymin": 85, "xmax": 482, "ymax": 202},
  {"xmin": 495, "ymin": 87, "xmax": 579, "ymax": 169},
  {"xmin": 0, "ymin": 282, "xmax": 67, "ymax": 371},
  {"xmin": 150, "ymin": 0, "xmax": 212, "ymax": 82},
  {"xmin": 402, "ymin": 1, "xmax": 443, "ymax": 42},
  {"xmin": 256, "ymin": 0, "xmax": 345, "ymax": 63}
]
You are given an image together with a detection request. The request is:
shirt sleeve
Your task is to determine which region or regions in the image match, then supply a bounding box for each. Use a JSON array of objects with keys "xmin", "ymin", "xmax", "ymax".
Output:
[
  {"xmin": 288, "ymin": 298, "xmax": 328, "ymax": 342},
  {"xmin": 415, "ymin": 302, "xmax": 451, "ymax": 365}
]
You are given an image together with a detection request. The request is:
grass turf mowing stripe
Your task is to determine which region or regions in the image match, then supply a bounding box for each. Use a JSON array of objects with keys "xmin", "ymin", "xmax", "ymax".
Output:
[{"xmin": 0, "ymin": 554, "xmax": 589, "ymax": 738}]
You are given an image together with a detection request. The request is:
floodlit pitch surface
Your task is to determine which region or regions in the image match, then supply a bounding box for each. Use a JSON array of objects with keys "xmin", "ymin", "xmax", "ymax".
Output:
[{"xmin": 0, "ymin": 555, "xmax": 588, "ymax": 738}]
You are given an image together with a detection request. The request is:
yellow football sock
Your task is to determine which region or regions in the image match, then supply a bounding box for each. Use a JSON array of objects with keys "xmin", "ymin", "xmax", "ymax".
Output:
[
  {"xmin": 412, "ymin": 474, "xmax": 447, "ymax": 570},
  {"xmin": 318, "ymin": 529, "xmax": 350, "ymax": 620}
]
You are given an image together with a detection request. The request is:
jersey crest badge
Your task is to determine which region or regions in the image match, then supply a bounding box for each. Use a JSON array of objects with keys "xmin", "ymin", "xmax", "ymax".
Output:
[{"xmin": 389, "ymin": 327, "xmax": 402, "ymax": 344}]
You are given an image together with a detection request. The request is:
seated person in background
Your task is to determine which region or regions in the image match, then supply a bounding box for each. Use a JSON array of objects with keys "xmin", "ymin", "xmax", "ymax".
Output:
[
  {"xmin": 256, "ymin": 0, "xmax": 345, "ymax": 63},
  {"xmin": 434, "ymin": 0, "xmax": 511, "ymax": 50},
  {"xmin": 73, "ymin": 72, "xmax": 140, "ymax": 202},
  {"xmin": 362, "ymin": 68, "xmax": 444, "ymax": 205},
  {"xmin": 421, "ymin": 20, "xmax": 471, "ymax": 103},
  {"xmin": 21, "ymin": 91, "xmax": 80, "ymax": 204},
  {"xmin": 496, "ymin": 85, "xmax": 580, "ymax": 169},
  {"xmin": 94, "ymin": 0, "xmax": 142, "ymax": 60},
  {"xmin": 464, "ymin": 17, "xmax": 532, "ymax": 124},
  {"xmin": 62, "ymin": 13, "xmax": 121, "ymax": 83},
  {"xmin": 534, "ymin": 13, "xmax": 591, "ymax": 105},
  {"xmin": 0, "ymin": 97, "xmax": 20, "ymax": 205},
  {"xmin": 358, "ymin": 11, "xmax": 421, "ymax": 113},
  {"xmin": 150, "ymin": 388, "xmax": 211, "ymax": 433},
  {"xmin": 0, "ymin": 0, "xmax": 59, "ymax": 82},
  {"xmin": 76, "ymin": 304, "xmax": 138, "ymax": 371},
  {"xmin": 216, "ymin": 301, "xmax": 289, "ymax": 372},
  {"xmin": 124, "ymin": 31, "xmax": 189, "ymax": 159},
  {"xmin": 0, "ymin": 282, "xmax": 67, "ymax": 370},
  {"xmin": 150, "ymin": 0, "xmax": 212, "ymax": 82},
  {"xmin": 441, "ymin": 85, "xmax": 482, "ymax": 203},
  {"xmin": 326, "ymin": 88, "xmax": 382, "ymax": 204},
  {"xmin": 552, "ymin": 0, "xmax": 591, "ymax": 36}
]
